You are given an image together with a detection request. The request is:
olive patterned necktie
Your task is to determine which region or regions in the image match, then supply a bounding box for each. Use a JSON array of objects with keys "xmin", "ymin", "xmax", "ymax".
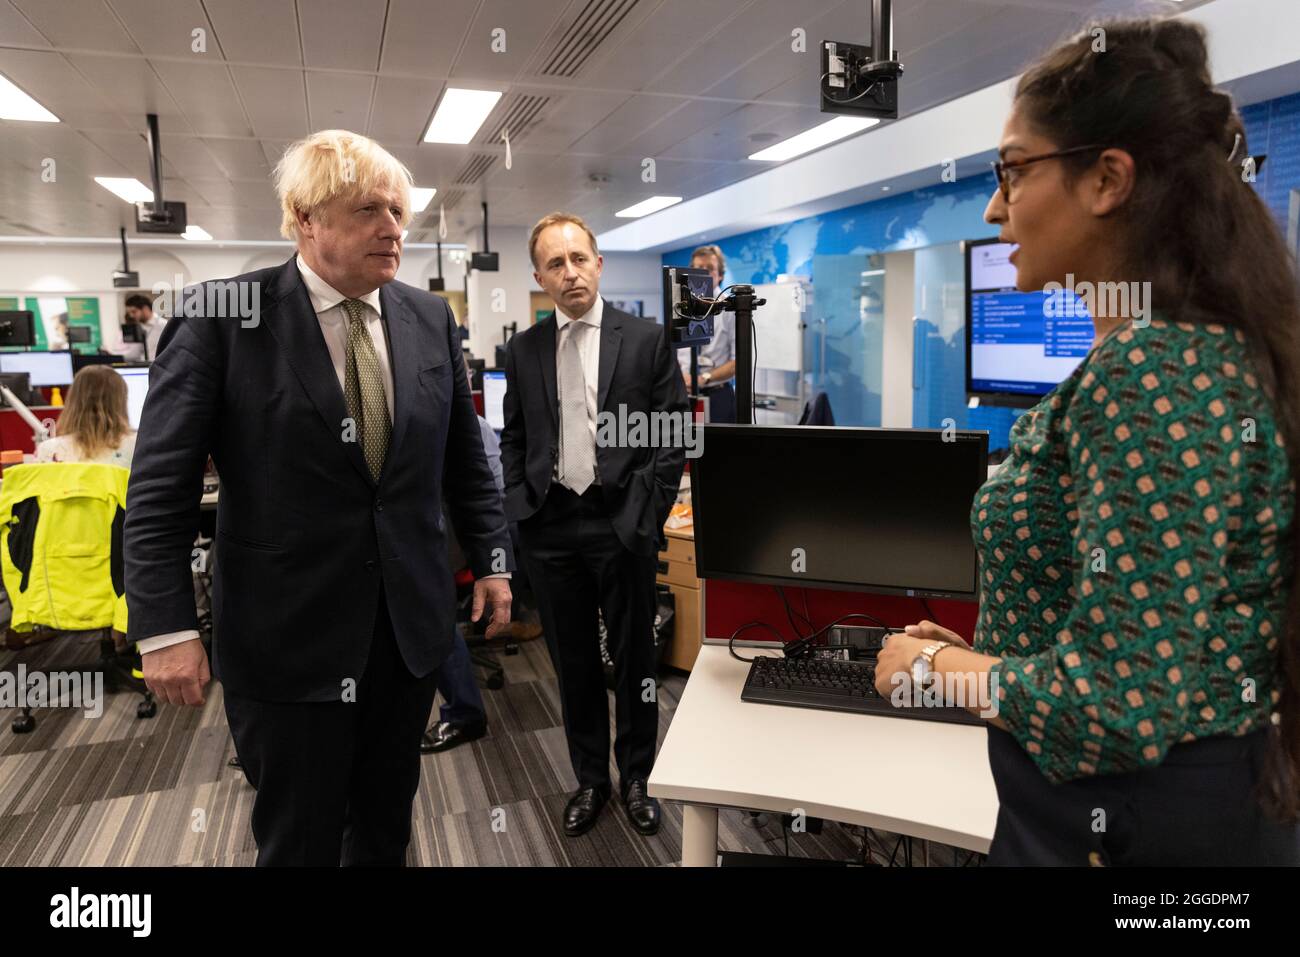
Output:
[{"xmin": 341, "ymin": 298, "xmax": 391, "ymax": 482}]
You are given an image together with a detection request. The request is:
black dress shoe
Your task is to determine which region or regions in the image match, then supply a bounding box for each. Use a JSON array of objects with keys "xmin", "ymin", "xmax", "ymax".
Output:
[
  {"xmin": 621, "ymin": 779, "xmax": 661, "ymax": 836},
  {"xmin": 420, "ymin": 720, "xmax": 486, "ymax": 754},
  {"xmin": 563, "ymin": 786, "xmax": 609, "ymax": 836}
]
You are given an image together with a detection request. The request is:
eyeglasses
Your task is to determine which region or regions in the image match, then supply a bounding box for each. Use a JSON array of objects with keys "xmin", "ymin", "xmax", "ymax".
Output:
[{"xmin": 990, "ymin": 144, "xmax": 1108, "ymax": 201}]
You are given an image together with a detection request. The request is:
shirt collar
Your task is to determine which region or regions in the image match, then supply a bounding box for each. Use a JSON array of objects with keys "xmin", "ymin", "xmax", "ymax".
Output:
[
  {"xmin": 296, "ymin": 254, "xmax": 383, "ymax": 318},
  {"xmin": 555, "ymin": 296, "xmax": 603, "ymax": 333}
]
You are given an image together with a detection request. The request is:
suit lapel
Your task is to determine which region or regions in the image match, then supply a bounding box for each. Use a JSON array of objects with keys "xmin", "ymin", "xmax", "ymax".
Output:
[
  {"xmin": 596, "ymin": 301, "xmax": 622, "ymax": 412},
  {"xmin": 380, "ymin": 283, "xmax": 414, "ymax": 472},
  {"xmin": 535, "ymin": 312, "xmax": 559, "ymax": 428},
  {"xmin": 262, "ymin": 257, "xmax": 373, "ymax": 486}
]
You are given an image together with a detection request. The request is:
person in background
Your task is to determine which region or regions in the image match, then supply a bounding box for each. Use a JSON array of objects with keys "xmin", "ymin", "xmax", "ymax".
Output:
[
  {"xmin": 36, "ymin": 365, "xmax": 136, "ymax": 468},
  {"xmin": 421, "ymin": 365, "xmax": 500, "ymax": 753},
  {"xmin": 501, "ymin": 211, "xmax": 688, "ymax": 838},
  {"xmin": 122, "ymin": 293, "xmax": 166, "ymax": 361},
  {"xmin": 874, "ymin": 17, "xmax": 1300, "ymax": 864},
  {"xmin": 676, "ymin": 244, "xmax": 736, "ymax": 423}
]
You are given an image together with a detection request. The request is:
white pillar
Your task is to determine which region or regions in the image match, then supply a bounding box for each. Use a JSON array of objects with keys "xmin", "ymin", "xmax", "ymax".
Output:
[{"xmin": 466, "ymin": 226, "xmax": 533, "ymax": 363}]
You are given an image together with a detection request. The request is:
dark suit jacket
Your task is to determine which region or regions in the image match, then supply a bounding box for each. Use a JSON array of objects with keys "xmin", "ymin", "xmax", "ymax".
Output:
[
  {"xmin": 499, "ymin": 300, "xmax": 689, "ymax": 556},
  {"xmin": 124, "ymin": 256, "xmax": 512, "ymax": 702}
]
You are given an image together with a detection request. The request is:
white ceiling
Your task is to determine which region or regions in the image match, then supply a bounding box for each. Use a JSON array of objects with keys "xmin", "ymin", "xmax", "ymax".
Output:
[{"xmin": 0, "ymin": 0, "xmax": 1209, "ymax": 243}]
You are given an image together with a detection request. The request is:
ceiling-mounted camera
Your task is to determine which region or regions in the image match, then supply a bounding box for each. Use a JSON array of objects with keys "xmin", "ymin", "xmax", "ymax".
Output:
[{"xmin": 821, "ymin": 0, "xmax": 903, "ymax": 121}]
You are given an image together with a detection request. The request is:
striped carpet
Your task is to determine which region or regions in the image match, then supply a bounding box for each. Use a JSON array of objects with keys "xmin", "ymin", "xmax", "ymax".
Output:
[{"xmin": 0, "ymin": 630, "xmax": 967, "ymax": 867}]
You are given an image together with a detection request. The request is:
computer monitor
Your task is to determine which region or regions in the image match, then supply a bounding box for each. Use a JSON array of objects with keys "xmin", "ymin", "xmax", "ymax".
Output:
[
  {"xmin": 482, "ymin": 371, "xmax": 506, "ymax": 431},
  {"xmin": 691, "ymin": 425, "xmax": 989, "ymax": 597},
  {"xmin": 65, "ymin": 325, "xmax": 92, "ymax": 344},
  {"xmin": 0, "ymin": 350, "xmax": 75, "ymax": 387},
  {"xmin": 114, "ymin": 367, "xmax": 150, "ymax": 429},
  {"xmin": 71, "ymin": 353, "xmax": 123, "ymax": 373},
  {"xmin": 466, "ymin": 356, "xmax": 486, "ymax": 391},
  {"xmin": 0, "ymin": 372, "xmax": 32, "ymax": 405},
  {"xmin": 0, "ymin": 311, "xmax": 36, "ymax": 347},
  {"xmin": 964, "ymin": 237, "xmax": 1091, "ymax": 405}
]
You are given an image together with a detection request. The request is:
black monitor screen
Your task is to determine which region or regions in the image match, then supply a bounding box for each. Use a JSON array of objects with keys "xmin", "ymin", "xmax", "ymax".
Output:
[{"xmin": 691, "ymin": 425, "xmax": 988, "ymax": 597}]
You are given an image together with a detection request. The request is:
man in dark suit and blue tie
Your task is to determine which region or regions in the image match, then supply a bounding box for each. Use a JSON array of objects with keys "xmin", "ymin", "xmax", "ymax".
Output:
[
  {"xmin": 124, "ymin": 130, "xmax": 513, "ymax": 866},
  {"xmin": 501, "ymin": 213, "xmax": 688, "ymax": 837}
]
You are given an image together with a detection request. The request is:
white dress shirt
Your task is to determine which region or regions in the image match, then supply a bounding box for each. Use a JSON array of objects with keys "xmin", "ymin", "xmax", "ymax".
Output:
[
  {"xmin": 554, "ymin": 296, "xmax": 602, "ymax": 487},
  {"xmin": 297, "ymin": 255, "xmax": 395, "ymax": 421}
]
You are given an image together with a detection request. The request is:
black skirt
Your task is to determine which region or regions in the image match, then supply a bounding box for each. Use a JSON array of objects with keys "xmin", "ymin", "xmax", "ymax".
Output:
[{"xmin": 986, "ymin": 726, "xmax": 1300, "ymax": 865}]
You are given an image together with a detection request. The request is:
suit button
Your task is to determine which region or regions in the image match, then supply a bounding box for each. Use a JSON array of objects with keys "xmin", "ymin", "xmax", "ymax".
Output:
[
  {"xmin": 375, "ymin": 500, "xmax": 384, "ymax": 511},
  {"xmin": 364, "ymin": 560, "xmax": 377, "ymax": 571}
]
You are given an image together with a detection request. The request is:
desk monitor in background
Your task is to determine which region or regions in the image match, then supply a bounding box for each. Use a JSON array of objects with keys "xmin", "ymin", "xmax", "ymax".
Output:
[
  {"xmin": 0, "ymin": 372, "xmax": 33, "ymax": 406},
  {"xmin": 113, "ymin": 366, "xmax": 150, "ymax": 429},
  {"xmin": 466, "ymin": 356, "xmax": 486, "ymax": 390},
  {"xmin": 0, "ymin": 311, "xmax": 36, "ymax": 347},
  {"xmin": 482, "ymin": 370, "xmax": 506, "ymax": 431},
  {"xmin": 964, "ymin": 236, "xmax": 1089, "ymax": 406},
  {"xmin": 72, "ymin": 353, "xmax": 122, "ymax": 373},
  {"xmin": 691, "ymin": 425, "xmax": 988, "ymax": 598},
  {"xmin": 0, "ymin": 350, "xmax": 75, "ymax": 387}
]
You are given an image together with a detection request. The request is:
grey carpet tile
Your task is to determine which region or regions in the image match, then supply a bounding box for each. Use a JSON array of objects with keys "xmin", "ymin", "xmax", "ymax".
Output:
[{"xmin": 1, "ymin": 631, "xmax": 971, "ymax": 867}]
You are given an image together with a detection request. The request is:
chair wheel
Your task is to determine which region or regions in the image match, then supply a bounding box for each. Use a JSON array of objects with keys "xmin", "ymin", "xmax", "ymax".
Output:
[
  {"xmin": 486, "ymin": 672, "xmax": 505, "ymax": 690},
  {"xmin": 136, "ymin": 699, "xmax": 157, "ymax": 719},
  {"xmin": 11, "ymin": 713, "xmax": 35, "ymax": 734}
]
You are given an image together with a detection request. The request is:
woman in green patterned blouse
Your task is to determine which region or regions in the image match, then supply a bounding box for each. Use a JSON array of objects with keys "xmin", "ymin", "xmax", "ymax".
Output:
[{"xmin": 873, "ymin": 18, "xmax": 1300, "ymax": 864}]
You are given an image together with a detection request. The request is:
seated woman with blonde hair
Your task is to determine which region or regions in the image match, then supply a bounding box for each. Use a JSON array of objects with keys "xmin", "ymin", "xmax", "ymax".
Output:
[{"xmin": 36, "ymin": 365, "xmax": 136, "ymax": 468}]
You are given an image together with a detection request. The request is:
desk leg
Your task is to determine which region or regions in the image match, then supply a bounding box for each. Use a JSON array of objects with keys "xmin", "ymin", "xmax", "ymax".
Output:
[{"xmin": 681, "ymin": 805, "xmax": 719, "ymax": 867}]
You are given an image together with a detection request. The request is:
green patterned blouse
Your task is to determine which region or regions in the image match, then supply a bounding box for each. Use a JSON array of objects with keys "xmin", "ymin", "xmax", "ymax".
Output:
[{"xmin": 971, "ymin": 317, "xmax": 1293, "ymax": 784}]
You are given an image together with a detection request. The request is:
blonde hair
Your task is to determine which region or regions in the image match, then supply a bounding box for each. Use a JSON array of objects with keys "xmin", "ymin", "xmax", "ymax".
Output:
[
  {"xmin": 56, "ymin": 366, "xmax": 131, "ymax": 460},
  {"xmin": 274, "ymin": 130, "xmax": 414, "ymax": 240},
  {"xmin": 691, "ymin": 244, "xmax": 726, "ymax": 278},
  {"xmin": 529, "ymin": 212, "xmax": 599, "ymax": 268}
]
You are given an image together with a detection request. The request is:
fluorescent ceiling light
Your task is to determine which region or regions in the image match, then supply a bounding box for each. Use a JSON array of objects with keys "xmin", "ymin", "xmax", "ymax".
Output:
[
  {"xmin": 615, "ymin": 196, "xmax": 683, "ymax": 218},
  {"xmin": 410, "ymin": 186, "xmax": 437, "ymax": 212},
  {"xmin": 182, "ymin": 225, "xmax": 212, "ymax": 241},
  {"xmin": 0, "ymin": 73, "xmax": 59, "ymax": 122},
  {"xmin": 94, "ymin": 177, "xmax": 153, "ymax": 203},
  {"xmin": 748, "ymin": 116, "xmax": 880, "ymax": 162},
  {"xmin": 423, "ymin": 89, "xmax": 502, "ymax": 144}
]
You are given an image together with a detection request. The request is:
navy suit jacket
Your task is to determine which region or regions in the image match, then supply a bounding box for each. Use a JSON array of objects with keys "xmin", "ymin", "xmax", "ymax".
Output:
[
  {"xmin": 499, "ymin": 301, "xmax": 689, "ymax": 556},
  {"xmin": 124, "ymin": 256, "xmax": 512, "ymax": 702}
]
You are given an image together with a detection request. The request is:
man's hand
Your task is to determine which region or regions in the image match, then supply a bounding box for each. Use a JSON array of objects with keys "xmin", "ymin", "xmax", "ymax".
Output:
[
  {"xmin": 142, "ymin": 638, "xmax": 211, "ymax": 707},
  {"xmin": 471, "ymin": 578, "xmax": 513, "ymax": 640}
]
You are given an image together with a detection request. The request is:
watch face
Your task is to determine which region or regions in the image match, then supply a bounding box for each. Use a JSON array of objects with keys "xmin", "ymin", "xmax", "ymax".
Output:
[{"xmin": 911, "ymin": 657, "xmax": 928, "ymax": 691}]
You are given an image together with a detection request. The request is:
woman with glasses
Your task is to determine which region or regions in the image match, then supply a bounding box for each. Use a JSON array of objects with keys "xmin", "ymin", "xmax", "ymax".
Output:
[{"xmin": 873, "ymin": 17, "xmax": 1300, "ymax": 864}]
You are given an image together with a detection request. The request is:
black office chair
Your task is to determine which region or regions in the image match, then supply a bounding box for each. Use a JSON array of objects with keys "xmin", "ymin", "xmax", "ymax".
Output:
[{"xmin": 5, "ymin": 627, "xmax": 155, "ymax": 734}]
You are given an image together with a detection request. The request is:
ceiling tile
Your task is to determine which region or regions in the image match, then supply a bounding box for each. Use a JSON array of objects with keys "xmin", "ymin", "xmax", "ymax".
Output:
[
  {"xmin": 203, "ymin": 0, "xmax": 302, "ymax": 65},
  {"xmin": 299, "ymin": 0, "xmax": 387, "ymax": 71}
]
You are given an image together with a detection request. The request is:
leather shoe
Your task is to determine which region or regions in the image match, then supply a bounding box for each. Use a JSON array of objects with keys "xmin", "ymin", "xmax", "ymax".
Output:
[
  {"xmin": 420, "ymin": 720, "xmax": 486, "ymax": 754},
  {"xmin": 621, "ymin": 779, "xmax": 660, "ymax": 835},
  {"xmin": 563, "ymin": 786, "xmax": 609, "ymax": 836}
]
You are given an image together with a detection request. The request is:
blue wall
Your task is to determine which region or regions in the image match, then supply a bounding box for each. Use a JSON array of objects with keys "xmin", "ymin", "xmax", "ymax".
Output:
[{"xmin": 666, "ymin": 89, "xmax": 1300, "ymax": 451}]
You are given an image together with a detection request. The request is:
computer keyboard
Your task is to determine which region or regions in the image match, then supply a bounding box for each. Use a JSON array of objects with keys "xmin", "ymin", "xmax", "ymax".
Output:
[{"xmin": 741, "ymin": 654, "xmax": 985, "ymax": 727}]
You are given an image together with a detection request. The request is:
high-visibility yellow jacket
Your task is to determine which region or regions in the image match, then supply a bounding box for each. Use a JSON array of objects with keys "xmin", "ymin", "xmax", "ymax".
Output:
[{"xmin": 0, "ymin": 462, "xmax": 129, "ymax": 633}]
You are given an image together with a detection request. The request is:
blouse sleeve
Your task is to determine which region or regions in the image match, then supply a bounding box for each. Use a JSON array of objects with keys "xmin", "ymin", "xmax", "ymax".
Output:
[{"xmin": 991, "ymin": 336, "xmax": 1241, "ymax": 783}]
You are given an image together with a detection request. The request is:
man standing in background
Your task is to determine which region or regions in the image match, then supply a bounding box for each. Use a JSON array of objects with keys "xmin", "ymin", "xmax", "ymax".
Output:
[
  {"xmin": 677, "ymin": 244, "xmax": 736, "ymax": 423},
  {"xmin": 500, "ymin": 212, "xmax": 688, "ymax": 837},
  {"xmin": 122, "ymin": 293, "xmax": 167, "ymax": 361}
]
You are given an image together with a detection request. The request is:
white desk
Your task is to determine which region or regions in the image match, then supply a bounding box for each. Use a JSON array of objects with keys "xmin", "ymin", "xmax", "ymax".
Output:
[{"xmin": 649, "ymin": 644, "xmax": 999, "ymax": 865}]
